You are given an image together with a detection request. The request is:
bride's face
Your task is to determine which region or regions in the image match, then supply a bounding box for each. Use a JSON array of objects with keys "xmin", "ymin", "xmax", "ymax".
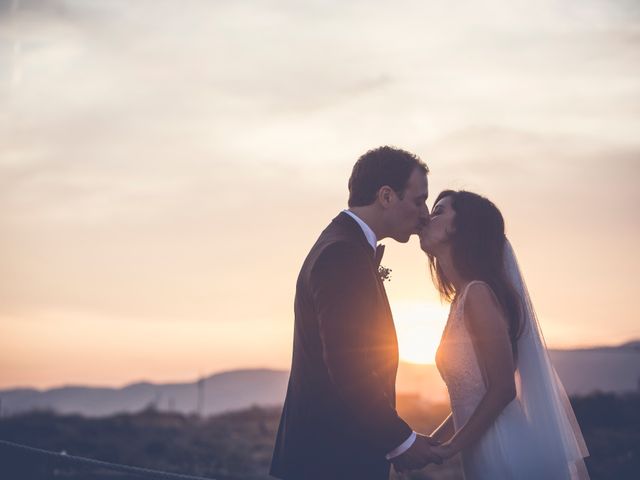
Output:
[{"xmin": 419, "ymin": 195, "xmax": 456, "ymax": 254}]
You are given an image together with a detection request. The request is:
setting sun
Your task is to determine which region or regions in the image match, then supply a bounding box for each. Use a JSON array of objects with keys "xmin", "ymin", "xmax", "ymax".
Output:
[{"xmin": 392, "ymin": 301, "xmax": 451, "ymax": 365}]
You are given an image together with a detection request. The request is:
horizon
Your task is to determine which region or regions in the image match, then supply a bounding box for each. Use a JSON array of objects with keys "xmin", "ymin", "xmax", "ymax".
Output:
[
  {"xmin": 3, "ymin": 336, "xmax": 638, "ymax": 391},
  {"xmin": 2, "ymin": 1, "xmax": 639, "ymax": 391}
]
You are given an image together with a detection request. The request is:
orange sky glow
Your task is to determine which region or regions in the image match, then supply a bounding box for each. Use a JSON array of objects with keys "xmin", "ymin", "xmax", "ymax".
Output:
[{"xmin": 1, "ymin": 0, "xmax": 639, "ymax": 389}]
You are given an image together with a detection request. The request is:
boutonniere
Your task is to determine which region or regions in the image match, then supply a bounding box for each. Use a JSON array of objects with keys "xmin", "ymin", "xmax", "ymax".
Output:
[{"xmin": 377, "ymin": 265, "xmax": 392, "ymax": 282}]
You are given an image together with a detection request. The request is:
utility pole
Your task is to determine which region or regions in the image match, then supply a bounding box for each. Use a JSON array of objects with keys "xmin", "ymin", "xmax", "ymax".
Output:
[{"xmin": 197, "ymin": 376, "xmax": 205, "ymax": 417}]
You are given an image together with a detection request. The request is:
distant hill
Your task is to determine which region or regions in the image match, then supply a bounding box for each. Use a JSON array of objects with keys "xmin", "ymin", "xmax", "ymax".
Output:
[
  {"xmin": 0, "ymin": 369, "xmax": 289, "ymax": 418},
  {"xmin": 1, "ymin": 341, "xmax": 638, "ymax": 417},
  {"xmin": 548, "ymin": 342, "xmax": 640, "ymax": 396},
  {"xmin": 397, "ymin": 340, "xmax": 640, "ymax": 402},
  {"xmin": 621, "ymin": 340, "xmax": 640, "ymax": 349}
]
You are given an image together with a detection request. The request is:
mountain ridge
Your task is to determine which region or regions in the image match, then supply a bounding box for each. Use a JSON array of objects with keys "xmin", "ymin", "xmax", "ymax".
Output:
[{"xmin": 1, "ymin": 343, "xmax": 638, "ymax": 417}]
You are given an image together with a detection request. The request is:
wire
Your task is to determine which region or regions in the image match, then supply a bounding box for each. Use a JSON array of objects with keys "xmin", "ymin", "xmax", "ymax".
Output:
[{"xmin": 0, "ymin": 439, "xmax": 216, "ymax": 480}]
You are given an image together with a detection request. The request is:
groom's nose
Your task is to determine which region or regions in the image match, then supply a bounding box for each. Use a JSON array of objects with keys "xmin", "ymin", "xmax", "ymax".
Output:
[{"xmin": 421, "ymin": 206, "xmax": 430, "ymax": 225}]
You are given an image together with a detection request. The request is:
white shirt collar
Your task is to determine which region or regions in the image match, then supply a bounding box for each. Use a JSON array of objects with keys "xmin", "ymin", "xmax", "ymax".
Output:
[{"xmin": 342, "ymin": 209, "xmax": 377, "ymax": 252}]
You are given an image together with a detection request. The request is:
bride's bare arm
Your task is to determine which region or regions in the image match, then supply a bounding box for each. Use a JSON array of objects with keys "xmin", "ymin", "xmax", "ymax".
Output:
[
  {"xmin": 434, "ymin": 282, "xmax": 517, "ymax": 458},
  {"xmin": 430, "ymin": 413, "xmax": 454, "ymax": 442}
]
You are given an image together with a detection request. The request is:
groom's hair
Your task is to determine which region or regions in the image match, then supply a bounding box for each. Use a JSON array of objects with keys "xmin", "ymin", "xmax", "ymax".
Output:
[{"xmin": 348, "ymin": 146, "xmax": 428, "ymax": 207}]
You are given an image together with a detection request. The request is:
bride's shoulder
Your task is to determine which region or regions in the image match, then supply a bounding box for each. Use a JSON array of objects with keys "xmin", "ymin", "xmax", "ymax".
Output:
[
  {"xmin": 462, "ymin": 281, "xmax": 505, "ymax": 331},
  {"xmin": 463, "ymin": 280, "xmax": 497, "ymax": 303}
]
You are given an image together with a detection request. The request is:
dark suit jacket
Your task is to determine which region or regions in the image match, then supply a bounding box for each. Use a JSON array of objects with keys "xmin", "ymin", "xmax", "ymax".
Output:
[{"xmin": 270, "ymin": 212, "xmax": 412, "ymax": 480}]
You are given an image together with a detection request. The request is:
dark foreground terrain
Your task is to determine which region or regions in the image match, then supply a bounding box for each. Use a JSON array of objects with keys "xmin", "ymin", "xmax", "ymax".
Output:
[{"xmin": 0, "ymin": 392, "xmax": 638, "ymax": 480}]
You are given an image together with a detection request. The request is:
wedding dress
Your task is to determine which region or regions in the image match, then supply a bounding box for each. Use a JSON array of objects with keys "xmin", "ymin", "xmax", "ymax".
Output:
[{"xmin": 435, "ymin": 240, "xmax": 590, "ymax": 480}]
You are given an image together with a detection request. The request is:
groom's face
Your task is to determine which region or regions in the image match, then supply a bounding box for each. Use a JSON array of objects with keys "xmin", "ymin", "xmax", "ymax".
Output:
[{"xmin": 386, "ymin": 167, "xmax": 429, "ymax": 243}]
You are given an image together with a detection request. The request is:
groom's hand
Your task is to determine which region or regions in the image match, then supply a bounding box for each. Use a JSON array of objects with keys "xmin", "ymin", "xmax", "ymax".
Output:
[{"xmin": 392, "ymin": 433, "xmax": 443, "ymax": 473}]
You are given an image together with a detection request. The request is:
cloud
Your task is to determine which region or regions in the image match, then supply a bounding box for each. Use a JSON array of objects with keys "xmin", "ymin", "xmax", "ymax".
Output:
[
  {"xmin": 425, "ymin": 125, "xmax": 640, "ymax": 220},
  {"xmin": 0, "ymin": 0, "xmax": 638, "ymax": 385}
]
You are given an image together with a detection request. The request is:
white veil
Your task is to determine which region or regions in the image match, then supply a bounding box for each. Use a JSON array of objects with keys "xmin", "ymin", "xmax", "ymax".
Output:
[{"xmin": 504, "ymin": 239, "xmax": 590, "ymax": 479}]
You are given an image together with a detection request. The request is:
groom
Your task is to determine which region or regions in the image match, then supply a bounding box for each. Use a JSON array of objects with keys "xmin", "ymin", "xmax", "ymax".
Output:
[{"xmin": 270, "ymin": 147, "xmax": 441, "ymax": 479}]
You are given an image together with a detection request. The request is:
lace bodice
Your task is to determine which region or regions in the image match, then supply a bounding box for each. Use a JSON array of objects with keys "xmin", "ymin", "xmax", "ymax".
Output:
[
  {"xmin": 435, "ymin": 281, "xmax": 488, "ymax": 425},
  {"xmin": 433, "ymin": 273, "xmax": 589, "ymax": 479}
]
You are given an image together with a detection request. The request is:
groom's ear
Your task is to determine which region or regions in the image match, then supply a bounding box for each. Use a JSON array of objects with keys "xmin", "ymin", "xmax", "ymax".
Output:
[{"xmin": 378, "ymin": 185, "xmax": 394, "ymax": 207}]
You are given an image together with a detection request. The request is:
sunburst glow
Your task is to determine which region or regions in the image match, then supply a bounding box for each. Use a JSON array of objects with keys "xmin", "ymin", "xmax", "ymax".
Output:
[{"xmin": 392, "ymin": 301, "xmax": 451, "ymax": 364}]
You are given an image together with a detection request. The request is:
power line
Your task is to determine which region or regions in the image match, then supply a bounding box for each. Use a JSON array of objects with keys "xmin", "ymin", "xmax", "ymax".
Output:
[{"xmin": 0, "ymin": 439, "xmax": 216, "ymax": 480}]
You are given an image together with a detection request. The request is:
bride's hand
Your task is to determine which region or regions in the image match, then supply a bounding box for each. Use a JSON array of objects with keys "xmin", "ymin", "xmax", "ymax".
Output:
[{"xmin": 430, "ymin": 441, "xmax": 457, "ymax": 460}]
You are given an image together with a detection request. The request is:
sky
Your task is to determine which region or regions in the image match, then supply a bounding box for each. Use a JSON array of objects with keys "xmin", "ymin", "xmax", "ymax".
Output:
[{"xmin": 1, "ymin": 0, "xmax": 639, "ymax": 389}]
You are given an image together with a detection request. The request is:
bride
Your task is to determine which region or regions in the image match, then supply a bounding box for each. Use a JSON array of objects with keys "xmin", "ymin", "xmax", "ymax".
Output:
[{"xmin": 418, "ymin": 190, "xmax": 590, "ymax": 480}]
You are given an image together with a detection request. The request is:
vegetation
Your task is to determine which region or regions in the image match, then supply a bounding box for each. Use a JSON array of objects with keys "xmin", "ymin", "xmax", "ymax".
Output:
[{"xmin": 0, "ymin": 393, "xmax": 637, "ymax": 479}]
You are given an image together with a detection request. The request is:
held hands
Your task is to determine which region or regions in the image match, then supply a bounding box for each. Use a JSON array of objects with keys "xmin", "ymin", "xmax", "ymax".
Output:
[
  {"xmin": 430, "ymin": 441, "xmax": 456, "ymax": 461},
  {"xmin": 392, "ymin": 434, "xmax": 443, "ymax": 474}
]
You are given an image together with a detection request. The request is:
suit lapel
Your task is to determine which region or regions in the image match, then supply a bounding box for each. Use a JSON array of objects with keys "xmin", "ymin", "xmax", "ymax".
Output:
[
  {"xmin": 332, "ymin": 212, "xmax": 397, "ymax": 350},
  {"xmin": 332, "ymin": 212, "xmax": 377, "ymax": 263}
]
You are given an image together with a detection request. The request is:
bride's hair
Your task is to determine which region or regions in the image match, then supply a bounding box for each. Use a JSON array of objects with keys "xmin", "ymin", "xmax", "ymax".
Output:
[{"xmin": 428, "ymin": 190, "xmax": 524, "ymax": 356}]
